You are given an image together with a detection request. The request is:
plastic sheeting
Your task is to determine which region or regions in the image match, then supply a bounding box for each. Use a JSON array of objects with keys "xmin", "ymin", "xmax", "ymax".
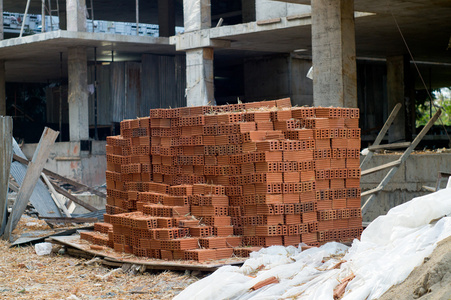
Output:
[{"xmin": 175, "ymin": 188, "xmax": 451, "ymax": 300}]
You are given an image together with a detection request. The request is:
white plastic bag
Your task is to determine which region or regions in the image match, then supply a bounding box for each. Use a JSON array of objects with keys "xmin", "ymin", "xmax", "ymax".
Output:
[{"xmin": 35, "ymin": 242, "xmax": 53, "ymax": 256}]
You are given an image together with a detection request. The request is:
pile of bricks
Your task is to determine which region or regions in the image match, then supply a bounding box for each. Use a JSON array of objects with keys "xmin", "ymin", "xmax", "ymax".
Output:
[{"xmin": 81, "ymin": 98, "xmax": 363, "ymax": 262}]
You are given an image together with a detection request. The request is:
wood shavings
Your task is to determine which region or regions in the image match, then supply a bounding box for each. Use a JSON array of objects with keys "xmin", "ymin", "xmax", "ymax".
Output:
[{"xmin": 0, "ymin": 239, "xmax": 199, "ymax": 299}]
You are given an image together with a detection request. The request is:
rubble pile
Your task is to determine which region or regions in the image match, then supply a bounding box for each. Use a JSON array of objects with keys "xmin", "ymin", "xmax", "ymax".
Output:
[{"xmin": 81, "ymin": 98, "xmax": 363, "ymax": 262}]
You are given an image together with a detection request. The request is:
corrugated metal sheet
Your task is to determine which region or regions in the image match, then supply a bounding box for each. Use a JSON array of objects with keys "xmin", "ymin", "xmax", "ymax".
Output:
[
  {"xmin": 142, "ymin": 54, "xmax": 187, "ymax": 110},
  {"xmin": 111, "ymin": 62, "xmax": 126, "ymax": 122},
  {"xmin": 141, "ymin": 54, "xmax": 160, "ymax": 110},
  {"xmin": 10, "ymin": 139, "xmax": 63, "ymax": 218},
  {"xmin": 72, "ymin": 208, "xmax": 106, "ymax": 221},
  {"xmin": 125, "ymin": 62, "xmax": 142, "ymax": 118},
  {"xmin": 88, "ymin": 65, "xmax": 112, "ymax": 126},
  {"xmin": 175, "ymin": 55, "xmax": 187, "ymax": 108}
]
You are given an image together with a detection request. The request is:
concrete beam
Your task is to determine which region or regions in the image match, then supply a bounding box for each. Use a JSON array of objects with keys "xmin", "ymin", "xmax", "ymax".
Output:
[
  {"xmin": 67, "ymin": 0, "xmax": 87, "ymax": 32},
  {"xmin": 186, "ymin": 48, "xmax": 215, "ymax": 106},
  {"xmin": 311, "ymin": 0, "xmax": 357, "ymax": 108},
  {"xmin": 183, "ymin": 0, "xmax": 211, "ymax": 32},
  {"xmin": 170, "ymin": 31, "xmax": 230, "ymax": 51},
  {"xmin": 68, "ymin": 46, "xmax": 89, "ymax": 141},
  {"xmin": 158, "ymin": 0, "xmax": 175, "ymax": 37}
]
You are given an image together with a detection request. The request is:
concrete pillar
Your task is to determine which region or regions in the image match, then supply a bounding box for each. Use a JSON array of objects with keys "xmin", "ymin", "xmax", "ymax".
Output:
[
  {"xmin": 68, "ymin": 47, "xmax": 89, "ymax": 141},
  {"xmin": 183, "ymin": 0, "xmax": 214, "ymax": 106},
  {"xmin": 387, "ymin": 55, "xmax": 410, "ymax": 143},
  {"xmin": 311, "ymin": 0, "xmax": 357, "ymax": 108},
  {"xmin": 158, "ymin": 0, "xmax": 175, "ymax": 37},
  {"xmin": 186, "ymin": 48, "xmax": 215, "ymax": 106},
  {"xmin": 67, "ymin": 0, "xmax": 87, "ymax": 32},
  {"xmin": 183, "ymin": 0, "xmax": 211, "ymax": 32}
]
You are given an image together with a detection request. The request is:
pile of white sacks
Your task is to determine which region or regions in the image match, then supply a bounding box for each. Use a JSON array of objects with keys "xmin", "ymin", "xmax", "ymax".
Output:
[{"xmin": 176, "ymin": 188, "xmax": 451, "ymax": 300}]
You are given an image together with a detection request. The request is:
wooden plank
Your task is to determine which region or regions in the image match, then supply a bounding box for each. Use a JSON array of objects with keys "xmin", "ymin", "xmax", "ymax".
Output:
[
  {"xmin": 3, "ymin": 127, "xmax": 59, "ymax": 241},
  {"xmin": 49, "ymin": 235, "xmax": 246, "ymax": 272},
  {"xmin": 41, "ymin": 173, "xmax": 72, "ymax": 217},
  {"xmin": 362, "ymin": 109, "xmax": 442, "ymax": 214},
  {"xmin": 0, "ymin": 116, "xmax": 13, "ymax": 236},
  {"xmin": 13, "ymin": 154, "xmax": 106, "ymax": 198},
  {"xmin": 39, "ymin": 217, "xmax": 98, "ymax": 224},
  {"xmin": 361, "ymin": 186, "xmax": 384, "ymax": 197},
  {"xmin": 368, "ymin": 141, "xmax": 411, "ymax": 151},
  {"xmin": 11, "ymin": 139, "xmax": 63, "ymax": 218},
  {"xmin": 360, "ymin": 103, "xmax": 402, "ymax": 168},
  {"xmin": 361, "ymin": 160, "xmax": 401, "ymax": 176},
  {"xmin": 51, "ymin": 183, "xmax": 98, "ymax": 212}
]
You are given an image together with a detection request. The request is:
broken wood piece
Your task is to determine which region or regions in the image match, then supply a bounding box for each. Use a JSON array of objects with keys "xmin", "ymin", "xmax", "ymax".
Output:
[
  {"xmin": 250, "ymin": 276, "xmax": 279, "ymax": 291},
  {"xmin": 39, "ymin": 217, "xmax": 98, "ymax": 224},
  {"xmin": 0, "ymin": 116, "xmax": 13, "ymax": 236},
  {"xmin": 41, "ymin": 173, "xmax": 71, "ymax": 217},
  {"xmin": 367, "ymin": 141, "xmax": 411, "ymax": 151},
  {"xmin": 360, "ymin": 103, "xmax": 402, "ymax": 168},
  {"xmin": 13, "ymin": 154, "xmax": 106, "ymax": 198},
  {"xmin": 333, "ymin": 274, "xmax": 355, "ymax": 299},
  {"xmin": 51, "ymin": 183, "xmax": 98, "ymax": 212},
  {"xmin": 10, "ymin": 138, "xmax": 63, "ymax": 220},
  {"xmin": 361, "ymin": 160, "xmax": 401, "ymax": 176},
  {"xmin": 3, "ymin": 127, "xmax": 59, "ymax": 241}
]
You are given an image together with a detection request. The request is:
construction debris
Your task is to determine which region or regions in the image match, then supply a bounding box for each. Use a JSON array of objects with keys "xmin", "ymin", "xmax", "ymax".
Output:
[{"xmin": 0, "ymin": 226, "xmax": 199, "ymax": 299}]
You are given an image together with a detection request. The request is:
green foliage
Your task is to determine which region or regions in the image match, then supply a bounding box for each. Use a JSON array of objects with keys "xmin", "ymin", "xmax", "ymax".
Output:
[{"xmin": 415, "ymin": 88, "xmax": 451, "ymax": 127}]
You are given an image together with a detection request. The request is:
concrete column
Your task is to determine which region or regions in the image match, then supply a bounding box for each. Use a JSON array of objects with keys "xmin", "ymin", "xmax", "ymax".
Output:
[
  {"xmin": 68, "ymin": 47, "xmax": 89, "ymax": 141},
  {"xmin": 186, "ymin": 48, "xmax": 215, "ymax": 106},
  {"xmin": 387, "ymin": 55, "xmax": 409, "ymax": 143},
  {"xmin": 158, "ymin": 0, "xmax": 175, "ymax": 37},
  {"xmin": 67, "ymin": 0, "xmax": 87, "ymax": 32},
  {"xmin": 183, "ymin": 0, "xmax": 211, "ymax": 32},
  {"xmin": 311, "ymin": 0, "xmax": 357, "ymax": 108},
  {"xmin": 183, "ymin": 0, "xmax": 214, "ymax": 106}
]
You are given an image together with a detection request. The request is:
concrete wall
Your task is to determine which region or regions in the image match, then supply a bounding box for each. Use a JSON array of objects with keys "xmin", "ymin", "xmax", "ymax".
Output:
[
  {"xmin": 22, "ymin": 140, "xmax": 107, "ymax": 187},
  {"xmin": 243, "ymin": 54, "xmax": 313, "ymax": 106},
  {"xmin": 255, "ymin": 0, "xmax": 311, "ymax": 21},
  {"xmin": 361, "ymin": 153, "xmax": 451, "ymax": 221}
]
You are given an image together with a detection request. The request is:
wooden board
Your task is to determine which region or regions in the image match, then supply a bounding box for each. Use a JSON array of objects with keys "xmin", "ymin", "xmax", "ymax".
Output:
[{"xmin": 49, "ymin": 235, "xmax": 247, "ymax": 272}]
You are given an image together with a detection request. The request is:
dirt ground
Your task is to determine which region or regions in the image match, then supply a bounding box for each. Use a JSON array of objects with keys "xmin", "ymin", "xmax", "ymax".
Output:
[
  {"xmin": 378, "ymin": 236, "xmax": 451, "ymax": 300},
  {"xmin": 0, "ymin": 216, "xmax": 201, "ymax": 300},
  {"xmin": 0, "ymin": 239, "xmax": 201, "ymax": 300}
]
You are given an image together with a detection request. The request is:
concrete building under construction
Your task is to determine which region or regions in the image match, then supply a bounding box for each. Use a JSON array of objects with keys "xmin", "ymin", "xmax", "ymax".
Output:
[{"xmin": 0, "ymin": 0, "xmax": 450, "ymax": 219}]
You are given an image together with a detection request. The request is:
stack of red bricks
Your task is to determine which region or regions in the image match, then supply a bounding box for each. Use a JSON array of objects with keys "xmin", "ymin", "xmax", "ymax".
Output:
[{"xmin": 81, "ymin": 98, "xmax": 363, "ymax": 262}]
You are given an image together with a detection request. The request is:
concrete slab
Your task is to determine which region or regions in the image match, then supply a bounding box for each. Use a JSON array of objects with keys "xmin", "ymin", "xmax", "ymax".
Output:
[{"xmin": 0, "ymin": 30, "xmax": 173, "ymax": 82}]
